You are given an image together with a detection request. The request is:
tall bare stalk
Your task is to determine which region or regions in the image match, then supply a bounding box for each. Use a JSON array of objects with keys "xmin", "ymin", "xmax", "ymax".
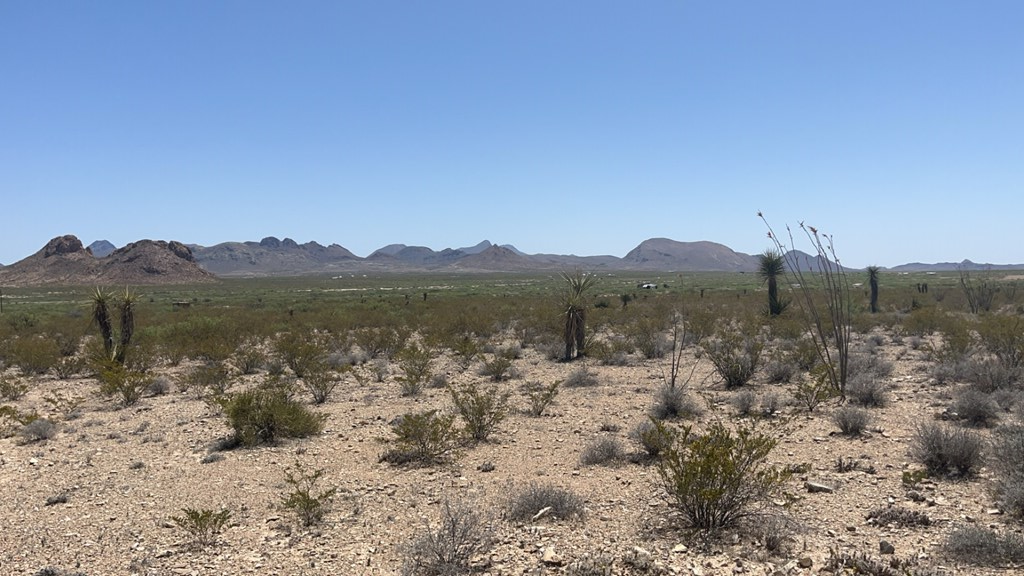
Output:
[{"xmin": 759, "ymin": 213, "xmax": 851, "ymax": 398}]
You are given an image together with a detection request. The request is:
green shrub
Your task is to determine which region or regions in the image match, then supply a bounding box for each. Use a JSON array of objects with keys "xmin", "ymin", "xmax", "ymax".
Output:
[
  {"xmin": 381, "ymin": 410, "xmax": 460, "ymax": 466},
  {"xmin": 478, "ymin": 352, "xmax": 513, "ymax": 382},
  {"xmin": 10, "ymin": 335, "xmax": 60, "ymax": 375},
  {"xmin": 220, "ymin": 385, "xmax": 325, "ymax": 446},
  {"xmin": 505, "ymin": 481, "xmax": 585, "ymax": 522},
  {"xmin": 181, "ymin": 362, "xmax": 233, "ymax": 399},
  {"xmin": 630, "ymin": 419, "xmax": 674, "ymax": 460},
  {"xmin": 0, "ymin": 374, "xmax": 29, "ymax": 400},
  {"xmin": 449, "ymin": 382, "xmax": 510, "ymax": 443},
  {"xmin": 396, "ymin": 344, "xmax": 434, "ymax": 396},
  {"xmin": 96, "ymin": 361, "xmax": 153, "ymax": 407},
  {"xmin": 302, "ymin": 364, "xmax": 343, "ymax": 404},
  {"xmin": 976, "ymin": 314, "xmax": 1024, "ymax": 369},
  {"xmin": 656, "ymin": 420, "xmax": 790, "ymax": 533},
  {"xmin": 51, "ymin": 355, "xmax": 86, "ymax": 379},
  {"xmin": 233, "ymin": 340, "xmax": 266, "ymax": 375},
  {"xmin": 353, "ymin": 326, "xmax": 409, "ymax": 360},
  {"xmin": 911, "ymin": 422, "xmax": 984, "ymax": 478},
  {"xmin": 281, "ymin": 461, "xmax": 337, "ymax": 527},
  {"xmin": 522, "ymin": 380, "xmax": 560, "ymax": 417},
  {"xmin": 701, "ymin": 329, "xmax": 763, "ymax": 389},
  {"xmin": 274, "ymin": 330, "xmax": 328, "ymax": 378},
  {"xmin": 171, "ymin": 508, "xmax": 231, "ymax": 548}
]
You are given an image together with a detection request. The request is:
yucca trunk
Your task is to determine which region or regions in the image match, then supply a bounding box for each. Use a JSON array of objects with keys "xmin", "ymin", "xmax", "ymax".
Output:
[{"xmin": 92, "ymin": 289, "xmax": 115, "ymax": 359}]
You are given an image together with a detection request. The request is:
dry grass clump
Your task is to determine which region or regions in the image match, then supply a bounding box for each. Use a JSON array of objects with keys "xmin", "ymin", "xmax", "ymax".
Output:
[
  {"xmin": 504, "ymin": 481, "xmax": 585, "ymax": 522},
  {"xmin": 833, "ymin": 406, "xmax": 872, "ymax": 436},
  {"xmin": 579, "ymin": 436, "xmax": 625, "ymax": 466},
  {"xmin": 911, "ymin": 422, "xmax": 984, "ymax": 478}
]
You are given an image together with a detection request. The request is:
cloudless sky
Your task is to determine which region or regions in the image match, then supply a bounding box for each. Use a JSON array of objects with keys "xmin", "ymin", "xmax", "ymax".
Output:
[{"xmin": 2, "ymin": 2, "xmax": 1022, "ymax": 268}]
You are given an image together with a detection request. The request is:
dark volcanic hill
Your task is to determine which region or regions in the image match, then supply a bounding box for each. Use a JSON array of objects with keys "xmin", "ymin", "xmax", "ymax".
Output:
[{"xmin": 0, "ymin": 235, "xmax": 215, "ymax": 286}]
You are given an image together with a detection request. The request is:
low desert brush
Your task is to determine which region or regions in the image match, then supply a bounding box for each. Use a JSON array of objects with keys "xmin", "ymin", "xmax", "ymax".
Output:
[{"xmin": 171, "ymin": 507, "xmax": 231, "ymax": 548}]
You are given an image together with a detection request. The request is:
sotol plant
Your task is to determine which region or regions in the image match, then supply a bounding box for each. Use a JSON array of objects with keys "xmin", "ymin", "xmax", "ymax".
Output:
[
  {"xmin": 758, "ymin": 250, "xmax": 789, "ymax": 316},
  {"xmin": 560, "ymin": 269, "xmax": 597, "ymax": 361}
]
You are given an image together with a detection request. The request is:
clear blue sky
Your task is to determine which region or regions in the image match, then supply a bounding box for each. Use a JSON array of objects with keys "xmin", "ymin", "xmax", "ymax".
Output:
[{"xmin": 2, "ymin": 2, "xmax": 1022, "ymax": 268}]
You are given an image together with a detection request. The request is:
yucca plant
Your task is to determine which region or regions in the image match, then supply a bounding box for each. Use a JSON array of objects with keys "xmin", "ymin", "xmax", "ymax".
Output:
[
  {"xmin": 560, "ymin": 269, "xmax": 597, "ymax": 361},
  {"xmin": 758, "ymin": 250, "xmax": 789, "ymax": 316},
  {"xmin": 90, "ymin": 287, "xmax": 137, "ymax": 365},
  {"xmin": 867, "ymin": 266, "xmax": 880, "ymax": 314}
]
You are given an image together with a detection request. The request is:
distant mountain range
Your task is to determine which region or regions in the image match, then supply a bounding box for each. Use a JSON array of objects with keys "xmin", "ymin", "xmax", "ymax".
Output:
[{"xmin": 1, "ymin": 235, "xmax": 1022, "ymax": 286}]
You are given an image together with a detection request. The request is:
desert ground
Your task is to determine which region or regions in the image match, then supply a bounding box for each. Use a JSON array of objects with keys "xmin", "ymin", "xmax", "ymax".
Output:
[{"xmin": 0, "ymin": 278, "xmax": 1021, "ymax": 576}]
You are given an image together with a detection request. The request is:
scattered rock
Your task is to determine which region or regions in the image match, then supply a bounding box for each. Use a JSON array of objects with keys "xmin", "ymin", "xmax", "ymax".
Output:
[
  {"xmin": 541, "ymin": 547, "xmax": 564, "ymax": 566},
  {"xmin": 805, "ymin": 481, "xmax": 835, "ymax": 493},
  {"xmin": 880, "ymin": 540, "xmax": 895, "ymax": 555}
]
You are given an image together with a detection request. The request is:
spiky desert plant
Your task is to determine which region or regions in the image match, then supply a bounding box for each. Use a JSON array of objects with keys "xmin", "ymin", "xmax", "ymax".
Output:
[
  {"xmin": 867, "ymin": 266, "xmax": 881, "ymax": 314},
  {"xmin": 116, "ymin": 288, "xmax": 136, "ymax": 365},
  {"xmin": 91, "ymin": 288, "xmax": 115, "ymax": 359},
  {"xmin": 560, "ymin": 269, "xmax": 597, "ymax": 361},
  {"xmin": 90, "ymin": 287, "xmax": 137, "ymax": 365},
  {"xmin": 758, "ymin": 250, "xmax": 789, "ymax": 316}
]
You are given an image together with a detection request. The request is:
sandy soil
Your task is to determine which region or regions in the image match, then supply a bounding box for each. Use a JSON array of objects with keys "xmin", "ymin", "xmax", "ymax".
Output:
[{"xmin": 0, "ymin": 330, "xmax": 1016, "ymax": 576}]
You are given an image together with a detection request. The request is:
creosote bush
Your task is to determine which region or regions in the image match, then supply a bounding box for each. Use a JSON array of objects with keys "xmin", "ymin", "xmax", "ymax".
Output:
[
  {"xmin": 522, "ymin": 380, "xmax": 559, "ymax": 417},
  {"xmin": 504, "ymin": 481, "xmax": 585, "ymax": 522},
  {"xmin": 630, "ymin": 419, "xmax": 674, "ymax": 460},
  {"xmin": 397, "ymin": 344, "xmax": 434, "ymax": 396},
  {"xmin": 281, "ymin": 461, "xmax": 337, "ymax": 527},
  {"xmin": 448, "ymin": 382, "xmax": 510, "ymax": 443},
  {"xmin": 171, "ymin": 508, "xmax": 231, "ymax": 548},
  {"xmin": 701, "ymin": 327, "xmax": 763, "ymax": 389},
  {"xmin": 96, "ymin": 361, "xmax": 153, "ymax": 407},
  {"xmin": 381, "ymin": 410, "xmax": 460, "ymax": 466},
  {"xmin": 219, "ymin": 384, "xmax": 325, "ymax": 447},
  {"xmin": 656, "ymin": 420, "xmax": 790, "ymax": 533}
]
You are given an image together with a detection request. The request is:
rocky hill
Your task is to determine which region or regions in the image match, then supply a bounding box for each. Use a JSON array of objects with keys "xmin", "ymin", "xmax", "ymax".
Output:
[
  {"xmin": 622, "ymin": 238, "xmax": 759, "ymax": 271},
  {"xmin": 0, "ymin": 235, "xmax": 216, "ymax": 286},
  {"xmin": 191, "ymin": 237, "xmax": 358, "ymax": 276}
]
